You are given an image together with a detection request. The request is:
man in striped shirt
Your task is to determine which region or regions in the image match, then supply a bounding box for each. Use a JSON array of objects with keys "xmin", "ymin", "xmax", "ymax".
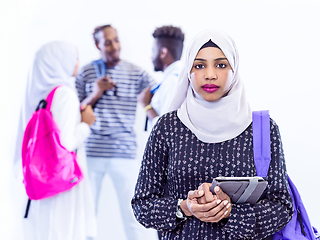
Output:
[{"xmin": 75, "ymin": 24, "xmax": 156, "ymax": 240}]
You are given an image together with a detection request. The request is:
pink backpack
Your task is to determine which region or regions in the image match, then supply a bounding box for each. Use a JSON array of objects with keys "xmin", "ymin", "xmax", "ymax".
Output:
[{"xmin": 22, "ymin": 86, "xmax": 83, "ymax": 204}]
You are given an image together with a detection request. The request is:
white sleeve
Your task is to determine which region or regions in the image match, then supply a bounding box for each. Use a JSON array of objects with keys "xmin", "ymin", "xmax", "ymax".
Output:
[
  {"xmin": 50, "ymin": 86, "xmax": 90, "ymax": 152},
  {"xmin": 151, "ymin": 75, "xmax": 179, "ymax": 127},
  {"xmin": 151, "ymin": 116, "xmax": 160, "ymax": 127}
]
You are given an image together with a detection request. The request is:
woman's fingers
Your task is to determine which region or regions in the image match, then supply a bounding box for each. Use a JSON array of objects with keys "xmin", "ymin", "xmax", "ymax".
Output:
[
  {"xmin": 188, "ymin": 189, "xmax": 204, "ymax": 200},
  {"xmin": 188, "ymin": 198, "xmax": 220, "ymax": 215},
  {"xmin": 214, "ymin": 186, "xmax": 231, "ymax": 203},
  {"xmin": 186, "ymin": 189, "xmax": 205, "ymax": 215},
  {"xmin": 201, "ymin": 200, "xmax": 232, "ymax": 222},
  {"xmin": 197, "ymin": 183, "xmax": 215, "ymax": 204},
  {"xmin": 187, "ymin": 187, "xmax": 232, "ymax": 223}
]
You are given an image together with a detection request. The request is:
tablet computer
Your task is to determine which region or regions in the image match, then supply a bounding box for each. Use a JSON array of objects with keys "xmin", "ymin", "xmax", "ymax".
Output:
[{"xmin": 210, "ymin": 176, "xmax": 268, "ymax": 204}]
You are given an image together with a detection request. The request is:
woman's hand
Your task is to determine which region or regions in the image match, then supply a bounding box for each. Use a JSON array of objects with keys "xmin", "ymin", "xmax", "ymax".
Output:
[
  {"xmin": 206, "ymin": 186, "xmax": 232, "ymax": 220},
  {"xmin": 197, "ymin": 183, "xmax": 217, "ymax": 204},
  {"xmin": 180, "ymin": 184, "xmax": 232, "ymax": 223},
  {"xmin": 80, "ymin": 104, "xmax": 96, "ymax": 126}
]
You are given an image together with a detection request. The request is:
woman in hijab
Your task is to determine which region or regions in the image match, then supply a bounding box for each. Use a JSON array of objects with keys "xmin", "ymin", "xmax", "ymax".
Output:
[
  {"xmin": 16, "ymin": 41, "xmax": 97, "ymax": 240},
  {"xmin": 131, "ymin": 30, "xmax": 293, "ymax": 239}
]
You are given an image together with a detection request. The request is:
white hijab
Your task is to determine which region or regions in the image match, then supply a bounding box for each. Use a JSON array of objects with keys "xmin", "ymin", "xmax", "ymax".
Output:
[
  {"xmin": 167, "ymin": 29, "xmax": 252, "ymax": 143},
  {"xmin": 13, "ymin": 41, "xmax": 78, "ymax": 171}
]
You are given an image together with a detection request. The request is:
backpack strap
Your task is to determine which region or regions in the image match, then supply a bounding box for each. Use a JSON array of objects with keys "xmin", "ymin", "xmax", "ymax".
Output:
[
  {"xmin": 252, "ymin": 110, "xmax": 271, "ymax": 178},
  {"xmin": 92, "ymin": 59, "xmax": 106, "ymax": 78},
  {"xmin": 45, "ymin": 86, "xmax": 62, "ymax": 110},
  {"xmin": 253, "ymin": 111, "xmax": 319, "ymax": 239},
  {"xmin": 24, "ymin": 198, "xmax": 31, "ymax": 218}
]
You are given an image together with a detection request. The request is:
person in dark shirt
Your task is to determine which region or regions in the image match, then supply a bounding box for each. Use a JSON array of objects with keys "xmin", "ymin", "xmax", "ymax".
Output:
[{"xmin": 131, "ymin": 29, "xmax": 293, "ymax": 239}]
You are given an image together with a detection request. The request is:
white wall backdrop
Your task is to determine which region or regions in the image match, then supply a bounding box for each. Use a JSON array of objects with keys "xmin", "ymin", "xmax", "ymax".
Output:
[{"xmin": 1, "ymin": 0, "xmax": 319, "ymax": 239}]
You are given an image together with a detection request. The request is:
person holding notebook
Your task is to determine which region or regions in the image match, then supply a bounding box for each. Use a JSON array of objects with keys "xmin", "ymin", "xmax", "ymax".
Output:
[{"xmin": 132, "ymin": 29, "xmax": 293, "ymax": 239}]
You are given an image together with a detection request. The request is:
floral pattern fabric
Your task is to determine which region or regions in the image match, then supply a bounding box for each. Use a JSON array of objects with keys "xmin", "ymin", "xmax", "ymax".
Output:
[{"xmin": 132, "ymin": 111, "xmax": 293, "ymax": 240}]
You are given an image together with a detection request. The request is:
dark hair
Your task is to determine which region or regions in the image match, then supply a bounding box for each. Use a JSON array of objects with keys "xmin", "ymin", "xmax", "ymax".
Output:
[
  {"xmin": 93, "ymin": 24, "xmax": 113, "ymax": 44},
  {"xmin": 152, "ymin": 25, "xmax": 184, "ymax": 60},
  {"xmin": 200, "ymin": 40, "xmax": 221, "ymax": 50}
]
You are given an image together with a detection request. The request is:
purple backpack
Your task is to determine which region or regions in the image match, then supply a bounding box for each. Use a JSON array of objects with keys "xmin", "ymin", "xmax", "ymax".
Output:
[{"xmin": 252, "ymin": 110, "xmax": 319, "ymax": 240}]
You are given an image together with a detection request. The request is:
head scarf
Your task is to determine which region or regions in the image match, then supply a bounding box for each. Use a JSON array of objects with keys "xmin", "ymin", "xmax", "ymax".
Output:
[
  {"xmin": 167, "ymin": 29, "xmax": 252, "ymax": 143},
  {"xmin": 13, "ymin": 41, "xmax": 78, "ymax": 172}
]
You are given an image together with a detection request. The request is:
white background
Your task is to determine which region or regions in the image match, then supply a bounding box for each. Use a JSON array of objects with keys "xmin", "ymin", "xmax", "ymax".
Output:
[{"xmin": 1, "ymin": 0, "xmax": 319, "ymax": 239}]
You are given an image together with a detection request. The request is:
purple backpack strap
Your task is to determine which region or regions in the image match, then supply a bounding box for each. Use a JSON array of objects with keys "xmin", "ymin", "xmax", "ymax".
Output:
[
  {"xmin": 45, "ymin": 86, "xmax": 62, "ymax": 110},
  {"xmin": 252, "ymin": 110, "xmax": 271, "ymax": 178},
  {"xmin": 253, "ymin": 110, "xmax": 319, "ymax": 239}
]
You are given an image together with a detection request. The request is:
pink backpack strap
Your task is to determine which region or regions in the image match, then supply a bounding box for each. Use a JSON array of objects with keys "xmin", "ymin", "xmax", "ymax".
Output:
[{"xmin": 45, "ymin": 86, "xmax": 62, "ymax": 110}]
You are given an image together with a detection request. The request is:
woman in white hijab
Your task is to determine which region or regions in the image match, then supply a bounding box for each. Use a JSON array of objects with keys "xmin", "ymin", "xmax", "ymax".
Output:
[
  {"xmin": 16, "ymin": 41, "xmax": 97, "ymax": 240},
  {"xmin": 132, "ymin": 30, "xmax": 293, "ymax": 239}
]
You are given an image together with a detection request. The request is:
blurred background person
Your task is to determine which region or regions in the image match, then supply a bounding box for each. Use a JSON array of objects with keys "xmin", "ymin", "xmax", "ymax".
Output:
[
  {"xmin": 17, "ymin": 41, "xmax": 97, "ymax": 240},
  {"xmin": 75, "ymin": 24, "xmax": 157, "ymax": 240},
  {"xmin": 138, "ymin": 25, "xmax": 184, "ymax": 130},
  {"xmin": 138, "ymin": 25, "xmax": 184, "ymax": 239}
]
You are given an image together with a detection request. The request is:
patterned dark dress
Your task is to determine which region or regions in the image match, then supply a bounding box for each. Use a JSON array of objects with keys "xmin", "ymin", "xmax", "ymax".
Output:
[{"xmin": 132, "ymin": 111, "xmax": 293, "ymax": 240}]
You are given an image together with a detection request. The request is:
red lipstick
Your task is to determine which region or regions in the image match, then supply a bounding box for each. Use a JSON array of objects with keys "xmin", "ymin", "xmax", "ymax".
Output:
[{"xmin": 202, "ymin": 84, "xmax": 219, "ymax": 93}]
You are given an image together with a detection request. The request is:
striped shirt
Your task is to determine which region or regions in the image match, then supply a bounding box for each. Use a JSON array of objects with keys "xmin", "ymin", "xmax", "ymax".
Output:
[{"xmin": 76, "ymin": 60, "xmax": 156, "ymax": 159}]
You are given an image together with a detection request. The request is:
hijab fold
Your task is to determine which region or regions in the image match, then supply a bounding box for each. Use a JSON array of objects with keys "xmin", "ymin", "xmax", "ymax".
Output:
[{"xmin": 167, "ymin": 29, "xmax": 252, "ymax": 143}]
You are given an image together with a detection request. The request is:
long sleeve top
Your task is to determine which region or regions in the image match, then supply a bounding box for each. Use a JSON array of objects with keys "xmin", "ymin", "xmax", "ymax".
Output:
[
  {"xmin": 51, "ymin": 86, "xmax": 90, "ymax": 152},
  {"xmin": 131, "ymin": 111, "xmax": 293, "ymax": 240},
  {"xmin": 149, "ymin": 61, "xmax": 181, "ymax": 127}
]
